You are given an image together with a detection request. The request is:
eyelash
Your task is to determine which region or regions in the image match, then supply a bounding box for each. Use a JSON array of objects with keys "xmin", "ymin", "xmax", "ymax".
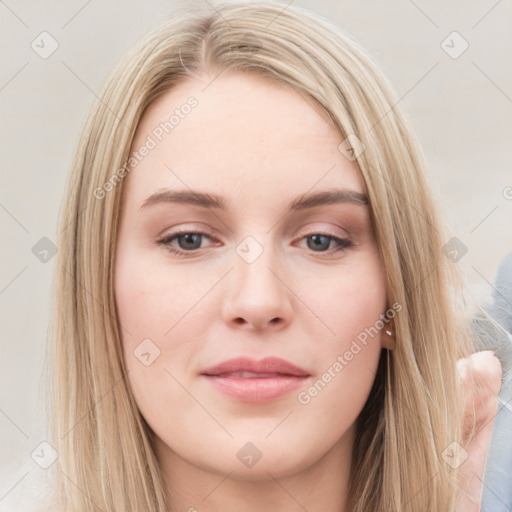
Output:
[{"xmin": 156, "ymin": 229, "xmax": 353, "ymax": 257}]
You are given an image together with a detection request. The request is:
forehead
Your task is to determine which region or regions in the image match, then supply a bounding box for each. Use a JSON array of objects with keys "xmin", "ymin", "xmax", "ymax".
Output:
[{"xmin": 124, "ymin": 71, "xmax": 364, "ymax": 208}]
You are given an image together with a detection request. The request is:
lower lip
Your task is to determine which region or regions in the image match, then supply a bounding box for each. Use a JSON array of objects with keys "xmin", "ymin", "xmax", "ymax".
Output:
[{"xmin": 202, "ymin": 375, "xmax": 309, "ymax": 402}]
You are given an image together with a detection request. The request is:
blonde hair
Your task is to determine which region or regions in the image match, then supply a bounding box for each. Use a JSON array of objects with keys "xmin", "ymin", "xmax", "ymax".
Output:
[{"xmin": 46, "ymin": 1, "xmax": 477, "ymax": 510}]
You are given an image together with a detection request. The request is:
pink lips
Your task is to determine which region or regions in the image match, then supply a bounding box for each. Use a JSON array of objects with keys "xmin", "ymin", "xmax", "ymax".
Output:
[{"xmin": 201, "ymin": 357, "xmax": 310, "ymax": 402}]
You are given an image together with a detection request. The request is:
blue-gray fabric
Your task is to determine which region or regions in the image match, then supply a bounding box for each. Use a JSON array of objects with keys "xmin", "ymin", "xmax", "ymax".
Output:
[{"xmin": 479, "ymin": 253, "xmax": 512, "ymax": 512}]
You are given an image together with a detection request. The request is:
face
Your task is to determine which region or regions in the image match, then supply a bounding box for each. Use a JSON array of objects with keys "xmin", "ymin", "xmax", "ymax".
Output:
[{"xmin": 114, "ymin": 71, "xmax": 392, "ymax": 481}]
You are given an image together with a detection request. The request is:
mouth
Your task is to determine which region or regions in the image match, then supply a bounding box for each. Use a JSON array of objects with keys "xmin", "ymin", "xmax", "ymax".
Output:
[{"xmin": 201, "ymin": 357, "xmax": 310, "ymax": 402}]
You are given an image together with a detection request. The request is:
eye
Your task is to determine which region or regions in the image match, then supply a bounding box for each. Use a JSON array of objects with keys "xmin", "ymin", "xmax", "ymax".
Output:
[
  {"xmin": 156, "ymin": 229, "xmax": 353, "ymax": 257},
  {"xmin": 156, "ymin": 230, "xmax": 215, "ymax": 256},
  {"xmin": 298, "ymin": 233, "xmax": 353, "ymax": 254}
]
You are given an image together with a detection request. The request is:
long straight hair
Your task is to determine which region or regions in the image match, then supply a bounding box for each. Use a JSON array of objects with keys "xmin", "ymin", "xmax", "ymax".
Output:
[{"xmin": 45, "ymin": 2, "xmax": 477, "ymax": 510}]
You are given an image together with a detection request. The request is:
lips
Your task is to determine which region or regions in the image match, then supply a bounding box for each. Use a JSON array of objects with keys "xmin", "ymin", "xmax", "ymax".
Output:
[
  {"xmin": 201, "ymin": 357, "xmax": 310, "ymax": 378},
  {"xmin": 201, "ymin": 357, "xmax": 310, "ymax": 402}
]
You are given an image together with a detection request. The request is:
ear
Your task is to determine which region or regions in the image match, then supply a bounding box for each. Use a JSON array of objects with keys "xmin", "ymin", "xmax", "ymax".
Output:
[{"xmin": 381, "ymin": 321, "xmax": 396, "ymax": 350}]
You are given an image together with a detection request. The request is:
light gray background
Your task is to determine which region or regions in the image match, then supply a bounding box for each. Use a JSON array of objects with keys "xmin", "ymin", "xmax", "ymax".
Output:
[{"xmin": 1, "ymin": 0, "xmax": 511, "ymax": 501}]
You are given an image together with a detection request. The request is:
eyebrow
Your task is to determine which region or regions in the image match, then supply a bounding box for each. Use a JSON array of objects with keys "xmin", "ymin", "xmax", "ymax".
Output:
[{"xmin": 138, "ymin": 188, "xmax": 369, "ymax": 212}]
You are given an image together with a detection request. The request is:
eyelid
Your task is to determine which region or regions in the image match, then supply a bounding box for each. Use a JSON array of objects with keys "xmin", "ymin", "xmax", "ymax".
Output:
[
  {"xmin": 296, "ymin": 222, "xmax": 349, "ymax": 237},
  {"xmin": 158, "ymin": 223, "xmax": 215, "ymax": 237},
  {"xmin": 158, "ymin": 223, "xmax": 350, "ymax": 244}
]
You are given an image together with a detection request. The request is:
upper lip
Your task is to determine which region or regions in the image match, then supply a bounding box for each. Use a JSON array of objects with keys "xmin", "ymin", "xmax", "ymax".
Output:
[{"xmin": 201, "ymin": 357, "xmax": 310, "ymax": 377}]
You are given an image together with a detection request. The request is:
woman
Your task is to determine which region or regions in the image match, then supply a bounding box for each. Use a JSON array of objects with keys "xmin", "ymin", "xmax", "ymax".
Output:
[{"xmin": 38, "ymin": 2, "xmax": 505, "ymax": 511}]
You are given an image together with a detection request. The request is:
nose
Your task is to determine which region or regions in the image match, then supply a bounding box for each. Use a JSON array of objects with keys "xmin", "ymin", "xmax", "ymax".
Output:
[{"xmin": 221, "ymin": 240, "xmax": 293, "ymax": 332}]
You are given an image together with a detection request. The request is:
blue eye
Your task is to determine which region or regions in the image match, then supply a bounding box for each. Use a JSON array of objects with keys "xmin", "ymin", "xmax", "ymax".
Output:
[
  {"xmin": 156, "ymin": 231, "xmax": 352, "ymax": 257},
  {"xmin": 304, "ymin": 234, "xmax": 351, "ymax": 252},
  {"xmin": 157, "ymin": 231, "xmax": 213, "ymax": 256}
]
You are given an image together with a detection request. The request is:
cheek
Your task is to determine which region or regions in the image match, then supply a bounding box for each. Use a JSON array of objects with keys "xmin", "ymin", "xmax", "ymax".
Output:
[
  {"xmin": 114, "ymin": 263, "xmax": 197, "ymax": 436},
  {"xmin": 296, "ymin": 257, "xmax": 387, "ymax": 412},
  {"xmin": 115, "ymin": 249, "xmax": 210, "ymax": 339},
  {"xmin": 114, "ymin": 250, "xmax": 218, "ymax": 413},
  {"xmin": 307, "ymin": 255, "xmax": 388, "ymax": 344}
]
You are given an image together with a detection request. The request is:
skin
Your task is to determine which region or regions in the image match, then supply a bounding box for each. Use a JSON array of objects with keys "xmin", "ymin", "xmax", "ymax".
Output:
[
  {"xmin": 457, "ymin": 350, "xmax": 502, "ymax": 512},
  {"xmin": 113, "ymin": 71, "xmax": 502, "ymax": 511},
  {"xmin": 114, "ymin": 71, "xmax": 393, "ymax": 512}
]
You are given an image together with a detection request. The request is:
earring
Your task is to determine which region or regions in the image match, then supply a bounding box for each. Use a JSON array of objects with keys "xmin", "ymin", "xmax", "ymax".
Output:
[{"xmin": 385, "ymin": 329, "xmax": 393, "ymax": 337}]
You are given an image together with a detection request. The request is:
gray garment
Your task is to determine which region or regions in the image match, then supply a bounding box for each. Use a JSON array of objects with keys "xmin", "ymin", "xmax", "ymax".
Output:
[{"xmin": 476, "ymin": 253, "xmax": 512, "ymax": 512}]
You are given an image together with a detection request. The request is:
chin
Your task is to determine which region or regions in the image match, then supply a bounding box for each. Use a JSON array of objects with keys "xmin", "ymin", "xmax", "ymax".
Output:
[{"xmin": 207, "ymin": 453, "xmax": 313, "ymax": 482}]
